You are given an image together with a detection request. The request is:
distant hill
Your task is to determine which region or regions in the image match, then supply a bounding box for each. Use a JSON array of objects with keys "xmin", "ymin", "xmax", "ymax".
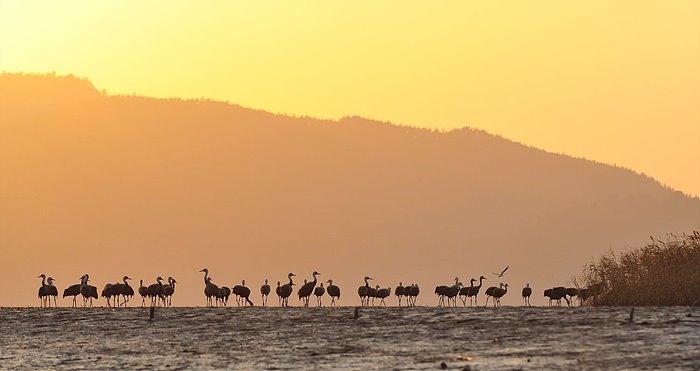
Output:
[{"xmin": 1, "ymin": 73, "xmax": 698, "ymax": 307}]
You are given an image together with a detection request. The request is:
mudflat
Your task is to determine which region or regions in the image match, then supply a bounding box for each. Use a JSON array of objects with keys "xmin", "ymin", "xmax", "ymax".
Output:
[{"xmin": 1, "ymin": 306, "xmax": 698, "ymax": 370}]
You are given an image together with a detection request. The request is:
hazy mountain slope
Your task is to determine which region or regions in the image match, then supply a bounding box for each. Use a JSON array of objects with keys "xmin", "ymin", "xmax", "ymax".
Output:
[{"xmin": 1, "ymin": 73, "xmax": 698, "ymax": 306}]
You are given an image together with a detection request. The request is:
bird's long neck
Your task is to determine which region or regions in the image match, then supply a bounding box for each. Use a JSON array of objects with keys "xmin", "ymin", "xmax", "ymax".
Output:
[
  {"xmin": 477, "ymin": 277, "xmax": 484, "ymax": 289},
  {"xmin": 364, "ymin": 278, "xmax": 369, "ymax": 287},
  {"xmin": 40, "ymin": 276, "xmax": 46, "ymax": 286},
  {"xmin": 140, "ymin": 279, "xmax": 143, "ymax": 287},
  {"xmin": 312, "ymin": 273, "xmax": 317, "ymax": 284},
  {"xmin": 203, "ymin": 271, "xmax": 209, "ymax": 284},
  {"xmin": 288, "ymin": 275, "xmax": 293, "ymax": 285},
  {"xmin": 123, "ymin": 277, "xmax": 129, "ymax": 285}
]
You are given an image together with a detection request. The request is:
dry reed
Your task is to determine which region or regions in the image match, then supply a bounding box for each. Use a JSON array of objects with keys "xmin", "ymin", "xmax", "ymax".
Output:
[{"xmin": 577, "ymin": 230, "xmax": 700, "ymax": 306}]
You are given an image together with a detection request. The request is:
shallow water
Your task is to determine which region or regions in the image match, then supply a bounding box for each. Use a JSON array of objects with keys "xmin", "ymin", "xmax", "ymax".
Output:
[{"xmin": 1, "ymin": 306, "xmax": 698, "ymax": 370}]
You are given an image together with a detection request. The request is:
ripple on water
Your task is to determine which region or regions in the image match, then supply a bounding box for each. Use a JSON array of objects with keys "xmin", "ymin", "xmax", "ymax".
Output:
[{"xmin": 1, "ymin": 306, "xmax": 699, "ymax": 370}]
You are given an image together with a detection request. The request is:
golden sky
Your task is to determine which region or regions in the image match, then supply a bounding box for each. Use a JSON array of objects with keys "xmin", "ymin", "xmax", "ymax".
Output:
[{"xmin": 1, "ymin": 1, "xmax": 699, "ymax": 196}]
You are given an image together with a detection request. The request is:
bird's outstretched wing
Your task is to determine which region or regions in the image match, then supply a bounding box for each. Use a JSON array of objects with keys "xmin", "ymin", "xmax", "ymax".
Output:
[{"xmin": 492, "ymin": 265, "xmax": 509, "ymax": 277}]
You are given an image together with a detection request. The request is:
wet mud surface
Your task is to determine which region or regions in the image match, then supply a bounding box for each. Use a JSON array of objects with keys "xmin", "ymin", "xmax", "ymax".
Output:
[{"xmin": 1, "ymin": 306, "xmax": 699, "ymax": 370}]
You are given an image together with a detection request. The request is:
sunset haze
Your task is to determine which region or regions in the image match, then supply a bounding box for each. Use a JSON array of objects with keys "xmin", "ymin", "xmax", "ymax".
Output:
[{"xmin": 1, "ymin": 1, "xmax": 700, "ymax": 308}]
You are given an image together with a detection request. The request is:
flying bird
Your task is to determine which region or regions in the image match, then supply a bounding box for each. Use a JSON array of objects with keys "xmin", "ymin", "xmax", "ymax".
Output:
[{"xmin": 492, "ymin": 265, "xmax": 509, "ymax": 278}]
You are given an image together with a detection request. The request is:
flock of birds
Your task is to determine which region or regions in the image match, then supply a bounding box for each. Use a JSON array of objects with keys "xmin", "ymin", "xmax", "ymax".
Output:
[{"xmin": 35, "ymin": 265, "xmax": 591, "ymax": 308}]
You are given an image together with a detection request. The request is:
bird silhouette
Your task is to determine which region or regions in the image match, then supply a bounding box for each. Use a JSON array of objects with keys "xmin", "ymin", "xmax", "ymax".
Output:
[
  {"xmin": 200, "ymin": 269, "xmax": 219, "ymax": 307},
  {"xmin": 395, "ymin": 282, "xmax": 405, "ymax": 307},
  {"xmin": 375, "ymin": 286, "xmax": 391, "ymax": 307},
  {"xmin": 522, "ymin": 284, "xmax": 532, "ymax": 306},
  {"xmin": 314, "ymin": 283, "xmax": 325, "ymax": 307},
  {"xmin": 63, "ymin": 278, "xmax": 82, "ymax": 308},
  {"xmin": 298, "ymin": 271, "xmax": 319, "ymax": 307},
  {"xmin": 163, "ymin": 277, "xmax": 176, "ymax": 307},
  {"xmin": 326, "ymin": 279, "xmax": 341, "ymax": 307},
  {"xmin": 146, "ymin": 277, "xmax": 165, "ymax": 307},
  {"xmin": 37, "ymin": 274, "xmax": 48, "ymax": 308},
  {"xmin": 278, "ymin": 273, "xmax": 295, "ymax": 307},
  {"xmin": 138, "ymin": 280, "xmax": 148, "ymax": 307},
  {"xmin": 357, "ymin": 276, "xmax": 372, "ymax": 306},
  {"xmin": 260, "ymin": 279, "xmax": 271, "ymax": 307},
  {"xmin": 45, "ymin": 277, "xmax": 58, "ymax": 307},
  {"xmin": 492, "ymin": 266, "xmax": 509, "ymax": 278}
]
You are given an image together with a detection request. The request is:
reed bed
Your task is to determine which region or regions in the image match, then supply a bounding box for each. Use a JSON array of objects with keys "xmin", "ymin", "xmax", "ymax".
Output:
[{"xmin": 578, "ymin": 230, "xmax": 700, "ymax": 306}]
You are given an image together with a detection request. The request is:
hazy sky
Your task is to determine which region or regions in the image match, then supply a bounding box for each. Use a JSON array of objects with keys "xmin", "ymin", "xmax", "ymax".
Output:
[{"xmin": 1, "ymin": 1, "xmax": 699, "ymax": 196}]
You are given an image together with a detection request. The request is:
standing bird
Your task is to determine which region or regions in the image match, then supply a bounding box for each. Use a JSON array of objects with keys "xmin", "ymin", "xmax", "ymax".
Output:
[
  {"xmin": 275, "ymin": 281, "xmax": 282, "ymax": 306},
  {"xmin": 37, "ymin": 274, "xmax": 48, "ymax": 308},
  {"xmin": 395, "ymin": 282, "xmax": 405, "ymax": 307},
  {"xmin": 435, "ymin": 286, "xmax": 448, "ymax": 307},
  {"xmin": 89, "ymin": 284, "xmax": 99, "ymax": 305},
  {"xmin": 522, "ymin": 284, "xmax": 532, "ymax": 306},
  {"xmin": 443, "ymin": 279, "xmax": 462, "ymax": 307},
  {"xmin": 45, "ymin": 277, "xmax": 58, "ymax": 307},
  {"xmin": 484, "ymin": 283, "xmax": 500, "ymax": 307},
  {"xmin": 492, "ymin": 283, "xmax": 509, "ymax": 307},
  {"xmin": 102, "ymin": 283, "xmax": 114, "ymax": 307},
  {"xmin": 217, "ymin": 286, "xmax": 231, "ymax": 306},
  {"xmin": 279, "ymin": 273, "xmax": 295, "ymax": 307},
  {"xmin": 63, "ymin": 279, "xmax": 83, "ymax": 308},
  {"xmin": 565, "ymin": 287, "xmax": 578, "ymax": 307},
  {"xmin": 492, "ymin": 266, "xmax": 509, "ymax": 278},
  {"xmin": 407, "ymin": 284, "xmax": 420, "ymax": 306},
  {"xmin": 110, "ymin": 280, "xmax": 123, "ymax": 307},
  {"xmin": 200, "ymin": 268, "xmax": 219, "ymax": 307},
  {"xmin": 298, "ymin": 271, "xmax": 320, "ymax": 307},
  {"xmin": 121, "ymin": 277, "xmax": 134, "ymax": 306},
  {"xmin": 146, "ymin": 277, "xmax": 165, "ymax": 307},
  {"xmin": 80, "ymin": 274, "xmax": 93, "ymax": 307},
  {"xmin": 314, "ymin": 283, "xmax": 325, "ymax": 307},
  {"xmin": 376, "ymin": 286, "xmax": 391, "ymax": 307},
  {"xmin": 544, "ymin": 287, "xmax": 570, "ymax": 307},
  {"xmin": 260, "ymin": 279, "xmax": 271, "ymax": 307},
  {"xmin": 110, "ymin": 276, "xmax": 132, "ymax": 306},
  {"xmin": 459, "ymin": 279, "xmax": 476, "ymax": 306},
  {"xmin": 326, "ymin": 279, "xmax": 341, "ymax": 307},
  {"xmin": 367, "ymin": 285, "xmax": 378, "ymax": 306},
  {"xmin": 236, "ymin": 280, "xmax": 253, "ymax": 306},
  {"xmin": 163, "ymin": 277, "xmax": 177, "ymax": 307},
  {"xmin": 138, "ymin": 280, "xmax": 148, "ymax": 307},
  {"xmin": 358, "ymin": 276, "xmax": 372, "ymax": 306},
  {"xmin": 467, "ymin": 276, "xmax": 486, "ymax": 306}
]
